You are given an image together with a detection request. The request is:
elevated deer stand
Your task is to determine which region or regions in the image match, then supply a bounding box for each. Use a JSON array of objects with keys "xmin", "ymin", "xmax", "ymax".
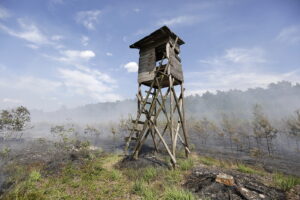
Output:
[{"xmin": 125, "ymin": 26, "xmax": 190, "ymax": 168}]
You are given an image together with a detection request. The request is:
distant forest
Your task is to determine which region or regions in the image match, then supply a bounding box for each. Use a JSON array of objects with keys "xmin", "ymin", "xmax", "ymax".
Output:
[{"xmin": 31, "ymin": 81, "xmax": 300, "ymax": 123}]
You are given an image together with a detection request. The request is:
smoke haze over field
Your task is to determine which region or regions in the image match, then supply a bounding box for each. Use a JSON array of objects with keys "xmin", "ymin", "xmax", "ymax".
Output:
[{"xmin": 29, "ymin": 81, "xmax": 300, "ymax": 123}]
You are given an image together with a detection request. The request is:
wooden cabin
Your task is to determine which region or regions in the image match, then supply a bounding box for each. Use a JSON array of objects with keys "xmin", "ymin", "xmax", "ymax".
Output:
[{"xmin": 130, "ymin": 26, "xmax": 185, "ymax": 88}]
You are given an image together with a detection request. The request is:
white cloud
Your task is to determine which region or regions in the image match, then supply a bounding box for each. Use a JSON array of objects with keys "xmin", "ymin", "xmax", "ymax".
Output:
[
  {"xmin": 76, "ymin": 10, "xmax": 101, "ymax": 30},
  {"xmin": 55, "ymin": 50, "xmax": 96, "ymax": 64},
  {"xmin": 106, "ymin": 52, "xmax": 112, "ymax": 56},
  {"xmin": 276, "ymin": 25, "xmax": 300, "ymax": 44},
  {"xmin": 81, "ymin": 35, "xmax": 89, "ymax": 46},
  {"xmin": 200, "ymin": 47, "xmax": 266, "ymax": 69},
  {"xmin": 0, "ymin": 19, "xmax": 50, "ymax": 45},
  {"xmin": 186, "ymin": 70, "xmax": 300, "ymax": 96},
  {"xmin": 2, "ymin": 98, "xmax": 22, "ymax": 104},
  {"xmin": 124, "ymin": 62, "xmax": 138, "ymax": 72},
  {"xmin": 187, "ymin": 47, "xmax": 300, "ymax": 95},
  {"xmin": 0, "ymin": 6, "xmax": 11, "ymax": 19},
  {"xmin": 0, "ymin": 75, "xmax": 62, "ymax": 94},
  {"xmin": 51, "ymin": 35, "xmax": 64, "ymax": 41},
  {"xmin": 133, "ymin": 8, "xmax": 140, "ymax": 13},
  {"xmin": 223, "ymin": 48, "xmax": 266, "ymax": 64},
  {"xmin": 26, "ymin": 44, "xmax": 39, "ymax": 49},
  {"xmin": 157, "ymin": 15, "xmax": 200, "ymax": 27},
  {"xmin": 58, "ymin": 67, "xmax": 121, "ymax": 102}
]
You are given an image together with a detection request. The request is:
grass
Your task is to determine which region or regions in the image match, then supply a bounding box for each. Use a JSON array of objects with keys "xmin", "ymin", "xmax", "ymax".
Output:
[
  {"xmin": 3, "ymin": 150, "xmax": 300, "ymax": 199},
  {"xmin": 132, "ymin": 180, "xmax": 156, "ymax": 200},
  {"xmin": 198, "ymin": 156, "xmax": 218, "ymax": 166},
  {"xmin": 236, "ymin": 164, "xmax": 264, "ymax": 175},
  {"xmin": 273, "ymin": 172, "xmax": 300, "ymax": 191},
  {"xmin": 178, "ymin": 158, "xmax": 194, "ymax": 171},
  {"xmin": 143, "ymin": 167, "xmax": 158, "ymax": 182},
  {"xmin": 163, "ymin": 187, "xmax": 195, "ymax": 200}
]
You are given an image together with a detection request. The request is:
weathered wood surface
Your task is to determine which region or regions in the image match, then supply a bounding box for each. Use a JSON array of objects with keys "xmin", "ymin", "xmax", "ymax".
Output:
[{"xmin": 126, "ymin": 26, "xmax": 189, "ymax": 167}]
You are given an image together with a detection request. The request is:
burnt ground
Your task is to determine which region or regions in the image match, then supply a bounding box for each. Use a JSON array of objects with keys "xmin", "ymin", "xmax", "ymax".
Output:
[
  {"xmin": 0, "ymin": 139, "xmax": 103, "ymax": 197},
  {"xmin": 195, "ymin": 147, "xmax": 300, "ymax": 177},
  {"xmin": 1, "ymin": 137, "xmax": 299, "ymax": 199},
  {"xmin": 184, "ymin": 165, "xmax": 285, "ymax": 200}
]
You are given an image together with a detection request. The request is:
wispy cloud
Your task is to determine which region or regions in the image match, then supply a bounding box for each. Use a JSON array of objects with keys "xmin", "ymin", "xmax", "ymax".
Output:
[
  {"xmin": 81, "ymin": 35, "xmax": 89, "ymax": 46},
  {"xmin": 58, "ymin": 67, "xmax": 121, "ymax": 102},
  {"xmin": 187, "ymin": 47, "xmax": 299, "ymax": 95},
  {"xmin": 123, "ymin": 62, "xmax": 138, "ymax": 72},
  {"xmin": 0, "ymin": 6, "xmax": 11, "ymax": 19},
  {"xmin": 51, "ymin": 35, "xmax": 64, "ymax": 41},
  {"xmin": 106, "ymin": 52, "xmax": 112, "ymax": 56},
  {"xmin": 200, "ymin": 47, "xmax": 266, "ymax": 69},
  {"xmin": 157, "ymin": 15, "xmax": 203, "ymax": 27},
  {"xmin": 276, "ymin": 25, "xmax": 300, "ymax": 44},
  {"xmin": 46, "ymin": 49, "xmax": 96, "ymax": 65},
  {"xmin": 0, "ymin": 18, "xmax": 50, "ymax": 45},
  {"xmin": 133, "ymin": 8, "xmax": 140, "ymax": 13},
  {"xmin": 2, "ymin": 98, "xmax": 22, "ymax": 104},
  {"xmin": 76, "ymin": 10, "xmax": 101, "ymax": 30}
]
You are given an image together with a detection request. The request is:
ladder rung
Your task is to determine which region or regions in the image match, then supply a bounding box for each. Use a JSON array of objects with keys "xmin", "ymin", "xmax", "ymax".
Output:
[
  {"xmin": 145, "ymin": 91, "xmax": 155, "ymax": 95},
  {"xmin": 129, "ymin": 128, "xmax": 142, "ymax": 132},
  {"xmin": 142, "ymin": 111, "xmax": 155, "ymax": 116},
  {"xmin": 125, "ymin": 136, "xmax": 137, "ymax": 141},
  {"xmin": 132, "ymin": 120, "xmax": 145, "ymax": 124}
]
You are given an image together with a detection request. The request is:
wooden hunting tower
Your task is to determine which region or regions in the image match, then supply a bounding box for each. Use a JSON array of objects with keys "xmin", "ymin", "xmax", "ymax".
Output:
[{"xmin": 125, "ymin": 26, "xmax": 190, "ymax": 167}]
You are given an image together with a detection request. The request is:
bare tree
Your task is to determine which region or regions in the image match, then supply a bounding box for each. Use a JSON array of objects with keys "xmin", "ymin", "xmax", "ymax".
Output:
[
  {"xmin": 287, "ymin": 110, "xmax": 300, "ymax": 152},
  {"xmin": 252, "ymin": 104, "xmax": 277, "ymax": 156},
  {"xmin": 84, "ymin": 125, "xmax": 101, "ymax": 146},
  {"xmin": 221, "ymin": 114, "xmax": 236, "ymax": 152}
]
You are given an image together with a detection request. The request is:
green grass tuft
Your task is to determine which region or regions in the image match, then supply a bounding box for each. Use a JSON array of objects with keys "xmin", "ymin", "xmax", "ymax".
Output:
[
  {"xmin": 132, "ymin": 180, "xmax": 156, "ymax": 200},
  {"xmin": 273, "ymin": 172, "xmax": 300, "ymax": 191},
  {"xmin": 198, "ymin": 156, "xmax": 217, "ymax": 166},
  {"xmin": 142, "ymin": 167, "xmax": 158, "ymax": 182},
  {"xmin": 163, "ymin": 187, "xmax": 195, "ymax": 200},
  {"xmin": 29, "ymin": 170, "xmax": 41, "ymax": 182},
  {"xmin": 178, "ymin": 158, "xmax": 194, "ymax": 171}
]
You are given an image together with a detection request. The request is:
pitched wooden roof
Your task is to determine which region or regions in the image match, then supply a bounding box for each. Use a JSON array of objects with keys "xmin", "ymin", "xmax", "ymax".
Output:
[{"xmin": 130, "ymin": 26, "xmax": 185, "ymax": 49}]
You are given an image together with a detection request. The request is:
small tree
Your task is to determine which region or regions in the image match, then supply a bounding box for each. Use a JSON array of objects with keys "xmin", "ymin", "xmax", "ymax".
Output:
[
  {"xmin": 193, "ymin": 117, "xmax": 215, "ymax": 145},
  {"xmin": 287, "ymin": 110, "xmax": 300, "ymax": 152},
  {"xmin": 221, "ymin": 114, "xmax": 236, "ymax": 152},
  {"xmin": 84, "ymin": 125, "xmax": 101, "ymax": 146},
  {"xmin": 0, "ymin": 106, "xmax": 31, "ymax": 138},
  {"xmin": 252, "ymin": 104, "xmax": 277, "ymax": 156}
]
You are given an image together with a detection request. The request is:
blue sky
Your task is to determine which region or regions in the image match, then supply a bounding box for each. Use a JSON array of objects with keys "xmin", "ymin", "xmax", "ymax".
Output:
[{"xmin": 0, "ymin": 0, "xmax": 299, "ymax": 111}]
